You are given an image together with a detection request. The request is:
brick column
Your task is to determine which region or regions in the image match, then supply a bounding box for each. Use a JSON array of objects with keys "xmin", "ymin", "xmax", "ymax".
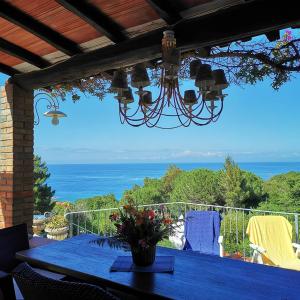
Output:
[{"xmin": 0, "ymin": 82, "xmax": 34, "ymax": 232}]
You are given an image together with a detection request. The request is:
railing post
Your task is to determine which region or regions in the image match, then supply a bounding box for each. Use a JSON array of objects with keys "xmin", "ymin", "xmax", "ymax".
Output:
[
  {"xmin": 295, "ymin": 214, "xmax": 299, "ymax": 243},
  {"xmin": 69, "ymin": 214, "xmax": 73, "ymax": 238}
]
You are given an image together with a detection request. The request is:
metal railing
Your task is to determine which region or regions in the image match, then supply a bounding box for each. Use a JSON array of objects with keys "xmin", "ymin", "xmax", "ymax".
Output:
[{"xmin": 65, "ymin": 202, "xmax": 300, "ymax": 260}]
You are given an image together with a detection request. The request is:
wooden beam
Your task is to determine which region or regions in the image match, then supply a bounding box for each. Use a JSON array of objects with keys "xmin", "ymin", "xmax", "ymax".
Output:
[
  {"xmin": 0, "ymin": 38, "xmax": 51, "ymax": 69},
  {"xmin": 145, "ymin": 0, "xmax": 182, "ymax": 25},
  {"xmin": 12, "ymin": 0, "xmax": 300, "ymax": 89},
  {"xmin": 265, "ymin": 30, "xmax": 280, "ymax": 42},
  {"xmin": 0, "ymin": 63, "xmax": 21, "ymax": 76},
  {"xmin": 0, "ymin": 1, "xmax": 82, "ymax": 56},
  {"xmin": 56, "ymin": 0, "xmax": 127, "ymax": 43}
]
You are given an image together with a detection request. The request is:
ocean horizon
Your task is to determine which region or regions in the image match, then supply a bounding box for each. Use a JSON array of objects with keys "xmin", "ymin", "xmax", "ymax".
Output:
[{"xmin": 47, "ymin": 162, "xmax": 300, "ymax": 202}]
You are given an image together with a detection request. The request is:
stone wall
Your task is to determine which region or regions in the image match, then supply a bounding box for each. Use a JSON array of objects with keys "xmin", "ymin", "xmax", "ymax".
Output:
[{"xmin": 0, "ymin": 83, "xmax": 34, "ymax": 232}]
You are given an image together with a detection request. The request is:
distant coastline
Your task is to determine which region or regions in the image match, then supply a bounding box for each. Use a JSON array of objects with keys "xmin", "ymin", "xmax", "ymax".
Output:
[{"xmin": 47, "ymin": 162, "xmax": 300, "ymax": 202}]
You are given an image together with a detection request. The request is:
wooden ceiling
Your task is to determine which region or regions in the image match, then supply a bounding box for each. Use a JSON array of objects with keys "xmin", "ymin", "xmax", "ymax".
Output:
[
  {"xmin": 0, "ymin": 0, "xmax": 211, "ymax": 74},
  {"xmin": 0, "ymin": 0, "xmax": 299, "ymax": 89}
]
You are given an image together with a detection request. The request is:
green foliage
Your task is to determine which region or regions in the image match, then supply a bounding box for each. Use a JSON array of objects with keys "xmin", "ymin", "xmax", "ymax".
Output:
[
  {"xmin": 170, "ymin": 169, "xmax": 224, "ymax": 205},
  {"xmin": 221, "ymin": 156, "xmax": 266, "ymax": 208},
  {"xmin": 52, "ymin": 201, "xmax": 74, "ymax": 216},
  {"xmin": 34, "ymin": 155, "xmax": 55, "ymax": 213},
  {"xmin": 72, "ymin": 194, "xmax": 118, "ymax": 235},
  {"xmin": 75, "ymin": 194, "xmax": 118, "ymax": 211},
  {"xmin": 259, "ymin": 172, "xmax": 300, "ymax": 213},
  {"xmin": 45, "ymin": 215, "xmax": 68, "ymax": 230},
  {"xmin": 121, "ymin": 179, "xmax": 165, "ymax": 206},
  {"xmin": 221, "ymin": 211, "xmax": 251, "ymax": 257}
]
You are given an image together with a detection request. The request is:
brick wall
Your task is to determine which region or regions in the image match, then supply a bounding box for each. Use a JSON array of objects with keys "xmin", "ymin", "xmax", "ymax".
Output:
[{"xmin": 0, "ymin": 83, "xmax": 34, "ymax": 232}]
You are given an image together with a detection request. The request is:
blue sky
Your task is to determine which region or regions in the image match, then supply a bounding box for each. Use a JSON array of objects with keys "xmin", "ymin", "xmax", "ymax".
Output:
[{"xmin": 1, "ymin": 70, "xmax": 300, "ymax": 164}]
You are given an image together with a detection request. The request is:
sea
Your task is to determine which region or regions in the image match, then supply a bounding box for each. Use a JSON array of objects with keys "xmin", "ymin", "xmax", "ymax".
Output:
[{"xmin": 47, "ymin": 162, "xmax": 300, "ymax": 202}]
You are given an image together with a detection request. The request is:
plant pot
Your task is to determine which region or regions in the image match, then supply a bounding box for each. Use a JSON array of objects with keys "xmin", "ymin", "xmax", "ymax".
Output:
[
  {"xmin": 45, "ymin": 226, "xmax": 69, "ymax": 240},
  {"xmin": 131, "ymin": 245, "xmax": 156, "ymax": 266},
  {"xmin": 32, "ymin": 217, "xmax": 46, "ymax": 236}
]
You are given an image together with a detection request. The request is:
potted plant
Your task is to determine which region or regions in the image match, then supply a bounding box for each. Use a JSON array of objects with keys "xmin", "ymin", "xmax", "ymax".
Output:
[
  {"xmin": 32, "ymin": 211, "xmax": 47, "ymax": 236},
  {"xmin": 94, "ymin": 203, "xmax": 175, "ymax": 266},
  {"xmin": 45, "ymin": 215, "xmax": 69, "ymax": 240}
]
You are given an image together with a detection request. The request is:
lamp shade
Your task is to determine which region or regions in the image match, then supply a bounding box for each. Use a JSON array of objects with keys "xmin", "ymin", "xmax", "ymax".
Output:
[
  {"xmin": 189, "ymin": 60, "xmax": 202, "ymax": 79},
  {"xmin": 195, "ymin": 64, "xmax": 214, "ymax": 91},
  {"xmin": 131, "ymin": 64, "xmax": 150, "ymax": 88},
  {"xmin": 140, "ymin": 91, "xmax": 152, "ymax": 106},
  {"xmin": 212, "ymin": 69, "xmax": 229, "ymax": 90},
  {"xmin": 110, "ymin": 70, "xmax": 128, "ymax": 93},
  {"xmin": 44, "ymin": 110, "xmax": 67, "ymax": 118},
  {"xmin": 183, "ymin": 90, "xmax": 197, "ymax": 105},
  {"xmin": 44, "ymin": 110, "xmax": 66, "ymax": 126}
]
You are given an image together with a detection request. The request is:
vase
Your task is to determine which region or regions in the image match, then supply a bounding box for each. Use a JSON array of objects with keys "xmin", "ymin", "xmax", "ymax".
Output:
[
  {"xmin": 131, "ymin": 245, "xmax": 156, "ymax": 266},
  {"xmin": 45, "ymin": 226, "xmax": 69, "ymax": 240}
]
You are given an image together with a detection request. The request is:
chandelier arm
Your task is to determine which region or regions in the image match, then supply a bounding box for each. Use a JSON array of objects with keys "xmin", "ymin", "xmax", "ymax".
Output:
[
  {"xmin": 174, "ymin": 85, "xmax": 203, "ymax": 119},
  {"xmin": 172, "ymin": 91, "xmax": 193, "ymax": 128},
  {"xmin": 204, "ymin": 99, "xmax": 224, "ymax": 119},
  {"xmin": 145, "ymin": 103, "xmax": 165, "ymax": 128},
  {"xmin": 173, "ymin": 88, "xmax": 203, "ymax": 121},
  {"xmin": 174, "ymin": 90, "xmax": 215, "ymax": 126},
  {"xmin": 119, "ymin": 102, "xmax": 147, "ymax": 123},
  {"xmin": 120, "ymin": 102, "xmax": 141, "ymax": 119},
  {"xmin": 175, "ymin": 85, "xmax": 213, "ymax": 121},
  {"xmin": 142, "ymin": 88, "xmax": 167, "ymax": 120}
]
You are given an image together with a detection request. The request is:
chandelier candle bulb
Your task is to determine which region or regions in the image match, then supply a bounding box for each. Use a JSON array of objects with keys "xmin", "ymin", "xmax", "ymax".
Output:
[
  {"xmin": 190, "ymin": 60, "xmax": 202, "ymax": 79},
  {"xmin": 110, "ymin": 70, "xmax": 129, "ymax": 93}
]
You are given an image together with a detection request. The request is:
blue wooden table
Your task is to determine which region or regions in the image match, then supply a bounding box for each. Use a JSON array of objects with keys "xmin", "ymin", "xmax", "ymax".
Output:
[{"xmin": 16, "ymin": 234, "xmax": 300, "ymax": 299}]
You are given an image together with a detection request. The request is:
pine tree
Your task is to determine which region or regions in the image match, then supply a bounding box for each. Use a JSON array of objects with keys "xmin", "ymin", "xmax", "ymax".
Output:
[{"xmin": 34, "ymin": 155, "xmax": 55, "ymax": 213}]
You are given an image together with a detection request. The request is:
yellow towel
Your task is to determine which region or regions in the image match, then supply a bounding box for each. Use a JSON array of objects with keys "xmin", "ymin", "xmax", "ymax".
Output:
[{"xmin": 246, "ymin": 216, "xmax": 300, "ymax": 271}]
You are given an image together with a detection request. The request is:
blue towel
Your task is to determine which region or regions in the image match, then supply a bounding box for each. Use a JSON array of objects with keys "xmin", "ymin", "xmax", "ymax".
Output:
[{"xmin": 183, "ymin": 210, "xmax": 221, "ymax": 255}]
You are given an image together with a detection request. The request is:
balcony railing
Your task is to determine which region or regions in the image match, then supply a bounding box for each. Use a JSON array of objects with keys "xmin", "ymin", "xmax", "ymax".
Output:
[{"xmin": 65, "ymin": 202, "xmax": 300, "ymax": 260}]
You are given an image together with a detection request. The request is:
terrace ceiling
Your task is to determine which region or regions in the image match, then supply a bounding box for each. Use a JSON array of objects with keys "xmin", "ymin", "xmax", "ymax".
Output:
[{"xmin": 0, "ymin": 0, "xmax": 299, "ymax": 89}]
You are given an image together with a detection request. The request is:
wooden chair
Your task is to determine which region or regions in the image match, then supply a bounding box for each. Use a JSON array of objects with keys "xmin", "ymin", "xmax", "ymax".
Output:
[
  {"xmin": 13, "ymin": 263, "xmax": 119, "ymax": 300},
  {"xmin": 0, "ymin": 224, "xmax": 64, "ymax": 300}
]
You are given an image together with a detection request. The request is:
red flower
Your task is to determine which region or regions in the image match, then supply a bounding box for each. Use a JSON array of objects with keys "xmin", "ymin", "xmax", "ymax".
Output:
[
  {"xmin": 163, "ymin": 218, "xmax": 172, "ymax": 225},
  {"xmin": 109, "ymin": 212, "xmax": 119, "ymax": 221},
  {"xmin": 148, "ymin": 210, "xmax": 155, "ymax": 220}
]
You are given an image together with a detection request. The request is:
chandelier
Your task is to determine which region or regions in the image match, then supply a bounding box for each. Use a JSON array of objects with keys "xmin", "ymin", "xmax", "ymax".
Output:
[{"xmin": 110, "ymin": 30, "xmax": 229, "ymax": 129}]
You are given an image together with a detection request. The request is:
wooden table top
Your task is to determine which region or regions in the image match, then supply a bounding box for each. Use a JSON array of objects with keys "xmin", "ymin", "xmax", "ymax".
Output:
[{"xmin": 16, "ymin": 234, "xmax": 300, "ymax": 300}]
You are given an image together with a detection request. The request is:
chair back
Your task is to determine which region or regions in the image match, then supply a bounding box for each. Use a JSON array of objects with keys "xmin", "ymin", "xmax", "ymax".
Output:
[
  {"xmin": 0, "ymin": 224, "xmax": 29, "ymax": 272},
  {"xmin": 183, "ymin": 210, "xmax": 221, "ymax": 255},
  {"xmin": 13, "ymin": 263, "xmax": 118, "ymax": 300},
  {"xmin": 246, "ymin": 216, "xmax": 296, "ymax": 266}
]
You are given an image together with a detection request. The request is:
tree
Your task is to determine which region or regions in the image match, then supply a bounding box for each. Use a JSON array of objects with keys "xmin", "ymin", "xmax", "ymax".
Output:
[
  {"xmin": 121, "ymin": 178, "xmax": 165, "ymax": 206},
  {"xmin": 75, "ymin": 194, "xmax": 118, "ymax": 211},
  {"xmin": 259, "ymin": 172, "xmax": 300, "ymax": 213},
  {"xmin": 221, "ymin": 156, "xmax": 266, "ymax": 208},
  {"xmin": 170, "ymin": 169, "xmax": 224, "ymax": 205},
  {"xmin": 33, "ymin": 155, "xmax": 55, "ymax": 213}
]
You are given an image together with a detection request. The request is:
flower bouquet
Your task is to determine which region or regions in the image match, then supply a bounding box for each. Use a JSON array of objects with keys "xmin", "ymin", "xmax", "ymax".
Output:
[{"xmin": 93, "ymin": 203, "xmax": 175, "ymax": 266}]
